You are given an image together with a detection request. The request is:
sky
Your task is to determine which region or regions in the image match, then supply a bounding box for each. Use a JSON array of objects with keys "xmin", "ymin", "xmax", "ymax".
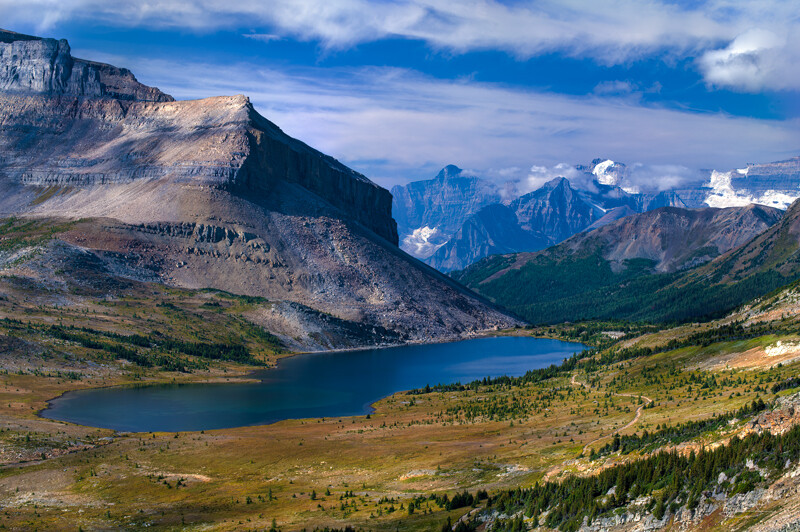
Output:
[{"xmin": 2, "ymin": 0, "xmax": 799, "ymax": 191}]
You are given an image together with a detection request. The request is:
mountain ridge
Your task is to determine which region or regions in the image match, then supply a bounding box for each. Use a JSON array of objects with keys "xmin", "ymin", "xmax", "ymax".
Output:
[
  {"xmin": 391, "ymin": 165, "xmax": 503, "ymax": 259},
  {"xmin": 454, "ymin": 203, "xmax": 789, "ymax": 324},
  {"xmin": 397, "ymin": 156, "xmax": 800, "ymax": 272}
]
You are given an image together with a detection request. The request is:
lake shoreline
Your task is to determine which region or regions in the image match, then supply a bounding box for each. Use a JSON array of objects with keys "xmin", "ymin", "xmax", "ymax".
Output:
[{"xmin": 41, "ymin": 336, "xmax": 588, "ymax": 433}]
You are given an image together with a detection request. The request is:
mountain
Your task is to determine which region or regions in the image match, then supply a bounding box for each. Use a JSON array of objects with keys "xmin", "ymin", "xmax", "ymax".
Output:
[
  {"xmin": 400, "ymin": 158, "xmax": 706, "ymax": 272},
  {"xmin": 391, "ymin": 165, "xmax": 502, "ymax": 258},
  {"xmin": 0, "ymin": 29, "xmax": 172, "ymax": 102},
  {"xmin": 427, "ymin": 177, "xmax": 596, "ymax": 271},
  {"xmin": 705, "ymin": 157, "xmax": 800, "ymax": 209},
  {"xmin": 426, "ymin": 173, "xmax": 694, "ymax": 272},
  {"xmin": 453, "ymin": 203, "xmax": 789, "ymax": 324},
  {"xmin": 511, "ymin": 177, "xmax": 599, "ymax": 241},
  {"xmin": 0, "ymin": 29, "xmax": 518, "ymax": 349},
  {"xmin": 584, "ymin": 156, "xmax": 800, "ymax": 211},
  {"xmin": 424, "ymin": 203, "xmax": 550, "ymax": 272},
  {"xmin": 396, "ymin": 156, "xmax": 800, "ymax": 274},
  {"xmin": 690, "ymin": 195, "xmax": 800, "ymax": 283}
]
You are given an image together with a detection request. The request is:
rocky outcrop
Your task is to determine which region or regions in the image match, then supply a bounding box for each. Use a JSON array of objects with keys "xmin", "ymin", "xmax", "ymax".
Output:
[{"xmin": 0, "ymin": 29, "xmax": 172, "ymax": 102}]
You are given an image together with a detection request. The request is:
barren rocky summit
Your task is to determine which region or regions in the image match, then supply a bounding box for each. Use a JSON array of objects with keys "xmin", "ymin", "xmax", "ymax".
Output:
[{"xmin": 0, "ymin": 28, "xmax": 518, "ymax": 348}]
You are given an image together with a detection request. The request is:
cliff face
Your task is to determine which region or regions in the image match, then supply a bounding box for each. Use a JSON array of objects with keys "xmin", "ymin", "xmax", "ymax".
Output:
[
  {"xmin": 0, "ymin": 94, "xmax": 396, "ymax": 245},
  {"xmin": 0, "ymin": 29, "xmax": 515, "ymax": 347},
  {"xmin": 0, "ymin": 29, "xmax": 172, "ymax": 102}
]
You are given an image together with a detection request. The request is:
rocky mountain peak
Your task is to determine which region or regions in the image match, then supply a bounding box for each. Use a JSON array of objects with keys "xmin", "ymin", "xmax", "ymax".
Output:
[
  {"xmin": 435, "ymin": 164, "xmax": 464, "ymax": 180},
  {"xmin": 514, "ymin": 176, "xmax": 576, "ymax": 206},
  {"xmin": 542, "ymin": 176, "xmax": 571, "ymax": 191},
  {"xmin": 0, "ymin": 28, "xmax": 173, "ymax": 102}
]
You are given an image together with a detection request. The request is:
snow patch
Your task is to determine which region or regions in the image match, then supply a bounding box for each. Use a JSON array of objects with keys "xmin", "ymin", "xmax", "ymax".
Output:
[
  {"xmin": 704, "ymin": 170, "xmax": 799, "ymax": 209},
  {"xmin": 705, "ymin": 170, "xmax": 752, "ymax": 208},
  {"xmin": 401, "ymin": 226, "xmax": 447, "ymax": 259}
]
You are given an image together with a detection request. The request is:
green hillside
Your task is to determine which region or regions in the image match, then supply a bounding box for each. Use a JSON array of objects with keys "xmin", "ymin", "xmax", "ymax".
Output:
[{"xmin": 454, "ymin": 201, "xmax": 800, "ymax": 324}]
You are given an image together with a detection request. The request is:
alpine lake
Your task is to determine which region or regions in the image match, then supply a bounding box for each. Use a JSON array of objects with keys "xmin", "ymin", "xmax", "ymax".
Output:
[{"xmin": 43, "ymin": 336, "xmax": 587, "ymax": 432}]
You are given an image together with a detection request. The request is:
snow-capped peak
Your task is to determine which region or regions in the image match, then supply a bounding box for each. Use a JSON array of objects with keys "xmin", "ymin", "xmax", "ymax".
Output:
[{"xmin": 592, "ymin": 159, "xmax": 620, "ymax": 186}]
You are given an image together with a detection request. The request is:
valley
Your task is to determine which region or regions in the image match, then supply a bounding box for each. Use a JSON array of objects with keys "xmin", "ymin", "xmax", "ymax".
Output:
[
  {"xmin": 454, "ymin": 202, "xmax": 800, "ymax": 325},
  {"xmin": 1, "ymin": 23, "xmax": 800, "ymax": 532},
  {"xmin": 2, "ymin": 272, "xmax": 800, "ymax": 530}
]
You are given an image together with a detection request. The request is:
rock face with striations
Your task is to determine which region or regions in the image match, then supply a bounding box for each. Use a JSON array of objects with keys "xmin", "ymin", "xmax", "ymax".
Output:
[
  {"xmin": 0, "ymin": 29, "xmax": 517, "ymax": 348},
  {"xmin": 0, "ymin": 29, "xmax": 172, "ymax": 102},
  {"xmin": 391, "ymin": 165, "xmax": 503, "ymax": 259}
]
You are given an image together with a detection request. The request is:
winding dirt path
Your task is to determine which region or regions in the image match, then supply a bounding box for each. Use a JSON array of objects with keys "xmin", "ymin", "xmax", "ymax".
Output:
[{"xmin": 571, "ymin": 374, "xmax": 652, "ymax": 455}]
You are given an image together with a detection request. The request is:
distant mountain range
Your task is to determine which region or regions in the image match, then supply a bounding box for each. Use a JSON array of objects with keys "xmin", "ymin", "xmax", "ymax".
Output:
[
  {"xmin": 393, "ymin": 157, "xmax": 800, "ymax": 272},
  {"xmin": 453, "ymin": 201, "xmax": 798, "ymax": 324}
]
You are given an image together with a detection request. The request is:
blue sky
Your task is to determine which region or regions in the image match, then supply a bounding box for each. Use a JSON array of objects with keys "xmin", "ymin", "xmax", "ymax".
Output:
[{"xmin": 2, "ymin": 0, "xmax": 799, "ymax": 191}]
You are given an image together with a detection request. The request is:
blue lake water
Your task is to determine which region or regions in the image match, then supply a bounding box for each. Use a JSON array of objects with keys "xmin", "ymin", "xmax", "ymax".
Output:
[{"xmin": 42, "ymin": 336, "xmax": 586, "ymax": 432}]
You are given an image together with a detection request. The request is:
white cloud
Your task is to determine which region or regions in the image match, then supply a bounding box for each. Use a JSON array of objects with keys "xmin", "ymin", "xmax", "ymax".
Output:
[
  {"xmin": 593, "ymin": 80, "xmax": 636, "ymax": 95},
  {"xmin": 243, "ymin": 33, "xmax": 281, "ymax": 43},
  {"xmin": 4, "ymin": 0, "xmax": 800, "ymax": 92},
  {"xmin": 69, "ymin": 51, "xmax": 800, "ymax": 188},
  {"xmin": 627, "ymin": 164, "xmax": 704, "ymax": 192},
  {"xmin": 698, "ymin": 28, "xmax": 800, "ymax": 92}
]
